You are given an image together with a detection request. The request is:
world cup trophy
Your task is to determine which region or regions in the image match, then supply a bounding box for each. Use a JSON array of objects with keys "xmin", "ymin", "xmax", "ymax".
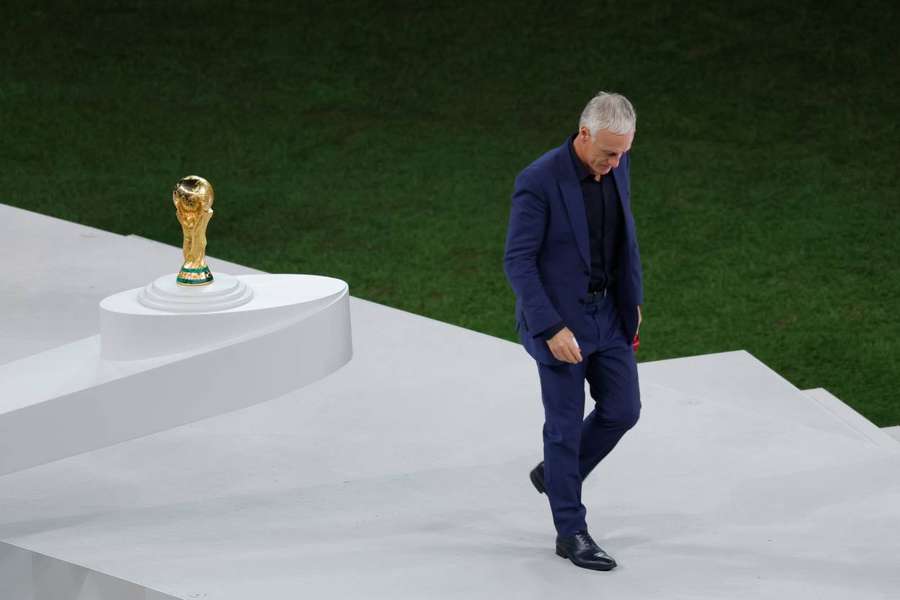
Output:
[{"xmin": 173, "ymin": 175, "xmax": 215, "ymax": 286}]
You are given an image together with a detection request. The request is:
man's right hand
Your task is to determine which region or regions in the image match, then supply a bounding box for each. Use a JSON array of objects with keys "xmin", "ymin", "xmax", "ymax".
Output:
[{"xmin": 547, "ymin": 327, "xmax": 582, "ymax": 364}]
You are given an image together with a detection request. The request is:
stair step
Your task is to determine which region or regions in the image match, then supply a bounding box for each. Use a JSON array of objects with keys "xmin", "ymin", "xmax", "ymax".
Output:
[
  {"xmin": 802, "ymin": 388, "xmax": 899, "ymax": 450},
  {"xmin": 884, "ymin": 426, "xmax": 900, "ymax": 442}
]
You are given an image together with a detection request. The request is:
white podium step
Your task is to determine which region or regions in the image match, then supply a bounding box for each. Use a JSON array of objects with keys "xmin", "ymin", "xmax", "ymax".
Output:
[{"xmin": 801, "ymin": 387, "xmax": 899, "ymax": 450}]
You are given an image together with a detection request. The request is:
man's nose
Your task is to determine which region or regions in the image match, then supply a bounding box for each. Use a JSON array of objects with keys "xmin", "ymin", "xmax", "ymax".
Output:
[{"xmin": 608, "ymin": 156, "xmax": 620, "ymax": 168}]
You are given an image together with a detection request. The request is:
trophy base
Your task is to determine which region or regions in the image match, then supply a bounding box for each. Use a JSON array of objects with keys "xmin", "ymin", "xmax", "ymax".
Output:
[
  {"xmin": 137, "ymin": 272, "xmax": 254, "ymax": 313},
  {"xmin": 177, "ymin": 265, "xmax": 214, "ymax": 286}
]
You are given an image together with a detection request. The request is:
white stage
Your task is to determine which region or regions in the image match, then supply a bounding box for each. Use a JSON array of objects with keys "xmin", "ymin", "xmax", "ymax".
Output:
[{"xmin": 1, "ymin": 204, "xmax": 898, "ymax": 599}]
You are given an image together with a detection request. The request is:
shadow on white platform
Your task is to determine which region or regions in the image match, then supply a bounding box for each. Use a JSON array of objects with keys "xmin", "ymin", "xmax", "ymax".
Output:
[{"xmin": 1, "ymin": 204, "xmax": 898, "ymax": 600}]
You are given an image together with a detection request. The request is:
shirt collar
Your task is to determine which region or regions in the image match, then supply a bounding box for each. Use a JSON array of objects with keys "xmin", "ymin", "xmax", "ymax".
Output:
[{"xmin": 568, "ymin": 133, "xmax": 592, "ymax": 182}]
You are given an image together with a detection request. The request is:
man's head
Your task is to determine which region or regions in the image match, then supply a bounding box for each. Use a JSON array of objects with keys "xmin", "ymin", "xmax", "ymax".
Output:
[{"xmin": 573, "ymin": 92, "xmax": 636, "ymax": 179}]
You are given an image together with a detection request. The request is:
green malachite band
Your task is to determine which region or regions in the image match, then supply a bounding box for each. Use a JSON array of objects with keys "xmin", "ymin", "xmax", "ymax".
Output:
[
  {"xmin": 179, "ymin": 266, "xmax": 211, "ymax": 273},
  {"xmin": 177, "ymin": 276, "xmax": 214, "ymax": 284}
]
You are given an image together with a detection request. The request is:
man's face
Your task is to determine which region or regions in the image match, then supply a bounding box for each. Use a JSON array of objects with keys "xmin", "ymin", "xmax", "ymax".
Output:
[{"xmin": 577, "ymin": 126, "xmax": 634, "ymax": 179}]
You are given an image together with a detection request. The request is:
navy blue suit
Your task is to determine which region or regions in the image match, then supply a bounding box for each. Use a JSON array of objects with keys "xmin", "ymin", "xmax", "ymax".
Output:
[{"xmin": 504, "ymin": 138, "xmax": 643, "ymax": 536}]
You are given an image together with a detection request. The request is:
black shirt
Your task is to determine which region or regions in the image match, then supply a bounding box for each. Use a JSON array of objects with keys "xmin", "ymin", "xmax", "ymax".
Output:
[
  {"xmin": 539, "ymin": 136, "xmax": 624, "ymax": 340},
  {"xmin": 568, "ymin": 134, "xmax": 623, "ymax": 293}
]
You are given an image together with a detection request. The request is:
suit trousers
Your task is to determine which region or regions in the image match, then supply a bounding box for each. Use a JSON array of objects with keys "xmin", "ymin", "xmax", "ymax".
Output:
[{"xmin": 537, "ymin": 293, "xmax": 641, "ymax": 536}]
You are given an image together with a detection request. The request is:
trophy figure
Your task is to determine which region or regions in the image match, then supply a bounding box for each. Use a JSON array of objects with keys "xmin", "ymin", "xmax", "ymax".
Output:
[{"xmin": 173, "ymin": 175, "xmax": 215, "ymax": 286}]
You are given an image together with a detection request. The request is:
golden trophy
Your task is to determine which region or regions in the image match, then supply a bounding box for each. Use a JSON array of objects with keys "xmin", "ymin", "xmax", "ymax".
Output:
[{"xmin": 173, "ymin": 175, "xmax": 215, "ymax": 286}]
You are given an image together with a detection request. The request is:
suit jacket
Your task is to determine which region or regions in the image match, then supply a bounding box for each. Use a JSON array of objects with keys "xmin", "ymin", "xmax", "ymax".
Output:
[{"xmin": 503, "ymin": 138, "xmax": 643, "ymax": 365}]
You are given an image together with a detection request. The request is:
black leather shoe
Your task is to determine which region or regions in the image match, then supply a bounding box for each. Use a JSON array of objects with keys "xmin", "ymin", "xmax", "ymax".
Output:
[
  {"xmin": 529, "ymin": 462, "xmax": 545, "ymax": 494},
  {"xmin": 555, "ymin": 531, "xmax": 617, "ymax": 571}
]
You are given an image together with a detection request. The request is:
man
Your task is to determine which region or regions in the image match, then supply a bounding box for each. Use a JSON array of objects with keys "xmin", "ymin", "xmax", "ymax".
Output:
[{"xmin": 503, "ymin": 92, "xmax": 643, "ymax": 571}]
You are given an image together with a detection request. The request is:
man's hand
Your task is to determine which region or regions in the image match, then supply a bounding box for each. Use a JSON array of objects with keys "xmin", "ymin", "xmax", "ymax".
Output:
[{"xmin": 547, "ymin": 327, "xmax": 582, "ymax": 364}]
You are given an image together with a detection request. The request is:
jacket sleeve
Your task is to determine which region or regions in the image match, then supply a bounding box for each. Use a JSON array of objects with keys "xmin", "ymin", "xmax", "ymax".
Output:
[{"xmin": 503, "ymin": 171, "xmax": 563, "ymax": 336}]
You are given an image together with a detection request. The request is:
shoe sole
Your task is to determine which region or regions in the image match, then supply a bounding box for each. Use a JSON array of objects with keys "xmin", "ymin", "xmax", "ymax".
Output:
[
  {"xmin": 529, "ymin": 469, "xmax": 545, "ymax": 494},
  {"xmin": 555, "ymin": 547, "xmax": 617, "ymax": 571}
]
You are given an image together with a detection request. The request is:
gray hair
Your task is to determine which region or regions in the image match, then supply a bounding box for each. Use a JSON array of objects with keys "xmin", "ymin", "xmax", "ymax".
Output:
[{"xmin": 578, "ymin": 91, "xmax": 636, "ymax": 136}]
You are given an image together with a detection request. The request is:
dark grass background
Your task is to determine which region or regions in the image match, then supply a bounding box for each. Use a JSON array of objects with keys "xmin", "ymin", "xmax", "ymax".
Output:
[{"xmin": 1, "ymin": 1, "xmax": 898, "ymax": 424}]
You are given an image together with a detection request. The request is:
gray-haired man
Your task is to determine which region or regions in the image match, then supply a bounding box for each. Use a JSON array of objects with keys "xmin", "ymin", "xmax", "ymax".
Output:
[{"xmin": 504, "ymin": 92, "xmax": 644, "ymax": 571}]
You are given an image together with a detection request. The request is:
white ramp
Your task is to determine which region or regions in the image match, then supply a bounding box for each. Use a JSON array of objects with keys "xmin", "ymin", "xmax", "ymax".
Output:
[{"xmin": 1, "ymin": 204, "xmax": 898, "ymax": 600}]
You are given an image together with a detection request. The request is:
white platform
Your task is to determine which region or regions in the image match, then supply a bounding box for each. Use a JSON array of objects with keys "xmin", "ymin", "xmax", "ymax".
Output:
[
  {"xmin": 0, "ymin": 272, "xmax": 351, "ymax": 476},
  {"xmin": 1, "ymin": 204, "xmax": 899, "ymax": 600}
]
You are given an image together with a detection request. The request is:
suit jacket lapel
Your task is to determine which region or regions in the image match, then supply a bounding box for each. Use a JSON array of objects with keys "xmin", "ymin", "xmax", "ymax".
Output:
[
  {"xmin": 611, "ymin": 154, "xmax": 629, "ymax": 207},
  {"xmin": 555, "ymin": 141, "xmax": 591, "ymax": 270}
]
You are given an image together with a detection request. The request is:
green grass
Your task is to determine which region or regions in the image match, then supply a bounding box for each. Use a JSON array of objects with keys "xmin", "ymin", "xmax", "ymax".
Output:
[{"xmin": 1, "ymin": 1, "xmax": 898, "ymax": 424}]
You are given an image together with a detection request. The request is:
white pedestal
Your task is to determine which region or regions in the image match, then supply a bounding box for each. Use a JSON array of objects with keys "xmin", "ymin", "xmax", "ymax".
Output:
[{"xmin": 137, "ymin": 272, "xmax": 254, "ymax": 313}]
